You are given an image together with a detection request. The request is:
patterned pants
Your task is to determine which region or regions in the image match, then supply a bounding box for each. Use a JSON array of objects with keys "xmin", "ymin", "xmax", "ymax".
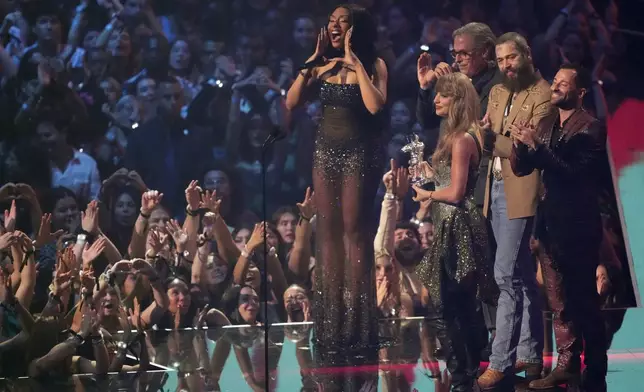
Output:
[{"xmin": 537, "ymin": 237, "xmax": 607, "ymax": 377}]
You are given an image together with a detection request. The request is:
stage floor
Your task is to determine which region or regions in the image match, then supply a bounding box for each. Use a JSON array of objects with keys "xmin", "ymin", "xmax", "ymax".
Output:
[{"xmin": 1, "ymin": 310, "xmax": 642, "ymax": 391}]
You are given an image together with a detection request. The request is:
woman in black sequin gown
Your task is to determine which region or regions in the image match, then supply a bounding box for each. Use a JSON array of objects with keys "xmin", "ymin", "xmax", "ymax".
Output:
[{"xmin": 286, "ymin": 3, "xmax": 387, "ymax": 360}]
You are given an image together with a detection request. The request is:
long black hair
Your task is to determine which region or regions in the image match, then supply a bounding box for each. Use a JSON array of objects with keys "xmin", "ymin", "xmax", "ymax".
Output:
[{"xmin": 323, "ymin": 4, "xmax": 378, "ymax": 76}]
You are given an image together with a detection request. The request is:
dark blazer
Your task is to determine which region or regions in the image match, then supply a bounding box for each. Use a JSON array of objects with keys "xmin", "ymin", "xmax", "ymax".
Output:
[
  {"xmin": 510, "ymin": 109, "xmax": 606, "ymax": 244},
  {"xmin": 124, "ymin": 116, "xmax": 210, "ymax": 216},
  {"xmin": 416, "ymin": 65, "xmax": 503, "ymax": 206}
]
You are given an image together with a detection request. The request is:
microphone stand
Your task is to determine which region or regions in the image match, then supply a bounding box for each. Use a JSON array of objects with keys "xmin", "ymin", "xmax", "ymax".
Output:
[{"xmin": 260, "ymin": 128, "xmax": 282, "ymax": 389}]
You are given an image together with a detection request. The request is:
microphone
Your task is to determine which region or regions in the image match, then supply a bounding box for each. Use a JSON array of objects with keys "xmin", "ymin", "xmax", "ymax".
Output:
[
  {"xmin": 263, "ymin": 126, "xmax": 287, "ymax": 147},
  {"xmin": 298, "ymin": 57, "xmax": 326, "ymax": 71}
]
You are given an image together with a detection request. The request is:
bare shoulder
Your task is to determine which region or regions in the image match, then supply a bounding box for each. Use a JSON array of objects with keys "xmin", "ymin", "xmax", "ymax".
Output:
[
  {"xmin": 453, "ymin": 131, "xmax": 478, "ymax": 154},
  {"xmin": 374, "ymin": 57, "xmax": 388, "ymax": 76}
]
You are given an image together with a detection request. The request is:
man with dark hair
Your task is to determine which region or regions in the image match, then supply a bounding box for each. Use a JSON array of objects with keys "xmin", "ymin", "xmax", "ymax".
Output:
[
  {"xmin": 124, "ymin": 76, "xmax": 210, "ymax": 217},
  {"xmin": 476, "ymin": 32, "xmax": 555, "ymax": 389},
  {"xmin": 509, "ymin": 63, "xmax": 608, "ymax": 392}
]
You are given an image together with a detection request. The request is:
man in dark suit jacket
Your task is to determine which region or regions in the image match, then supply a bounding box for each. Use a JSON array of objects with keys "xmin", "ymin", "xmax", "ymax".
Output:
[
  {"xmin": 124, "ymin": 76, "xmax": 210, "ymax": 217},
  {"xmin": 510, "ymin": 64, "xmax": 608, "ymax": 392}
]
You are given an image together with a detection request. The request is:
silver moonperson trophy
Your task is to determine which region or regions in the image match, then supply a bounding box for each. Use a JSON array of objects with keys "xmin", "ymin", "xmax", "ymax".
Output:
[{"xmin": 401, "ymin": 134, "xmax": 431, "ymax": 186}]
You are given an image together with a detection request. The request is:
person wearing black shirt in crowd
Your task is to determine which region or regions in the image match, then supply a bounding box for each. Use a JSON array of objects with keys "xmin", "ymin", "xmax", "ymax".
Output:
[{"xmin": 124, "ymin": 76, "xmax": 209, "ymax": 217}]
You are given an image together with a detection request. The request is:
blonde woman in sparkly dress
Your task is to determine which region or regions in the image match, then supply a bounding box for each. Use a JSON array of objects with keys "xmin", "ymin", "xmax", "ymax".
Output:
[{"xmin": 412, "ymin": 73, "xmax": 497, "ymax": 392}]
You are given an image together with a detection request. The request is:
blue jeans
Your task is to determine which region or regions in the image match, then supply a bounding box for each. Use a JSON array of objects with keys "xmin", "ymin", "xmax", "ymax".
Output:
[{"xmin": 488, "ymin": 179, "xmax": 543, "ymax": 372}]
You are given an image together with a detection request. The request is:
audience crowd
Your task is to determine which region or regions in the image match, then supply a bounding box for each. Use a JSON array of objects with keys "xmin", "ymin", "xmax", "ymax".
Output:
[{"xmin": 0, "ymin": 0, "xmax": 637, "ymax": 390}]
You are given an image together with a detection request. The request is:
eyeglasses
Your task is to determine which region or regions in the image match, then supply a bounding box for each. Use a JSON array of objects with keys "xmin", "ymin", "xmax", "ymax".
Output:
[{"xmin": 450, "ymin": 50, "xmax": 474, "ymax": 59}]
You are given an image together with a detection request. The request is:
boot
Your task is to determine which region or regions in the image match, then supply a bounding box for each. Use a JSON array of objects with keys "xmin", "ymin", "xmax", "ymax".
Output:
[
  {"xmin": 528, "ymin": 366, "xmax": 580, "ymax": 390},
  {"xmin": 476, "ymin": 368, "xmax": 507, "ymax": 390},
  {"xmin": 514, "ymin": 361, "xmax": 543, "ymax": 381}
]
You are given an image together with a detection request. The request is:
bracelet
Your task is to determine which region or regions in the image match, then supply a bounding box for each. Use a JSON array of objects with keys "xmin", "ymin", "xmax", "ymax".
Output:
[
  {"xmin": 140, "ymin": 210, "xmax": 151, "ymax": 219},
  {"xmin": 91, "ymin": 335, "xmax": 104, "ymax": 346},
  {"xmin": 268, "ymin": 247, "xmax": 277, "ymax": 258},
  {"xmin": 241, "ymin": 247, "xmax": 252, "ymax": 259},
  {"xmin": 384, "ymin": 192, "xmax": 396, "ymax": 201},
  {"xmin": 68, "ymin": 330, "xmax": 85, "ymax": 345},
  {"xmin": 186, "ymin": 207, "xmax": 200, "ymax": 217}
]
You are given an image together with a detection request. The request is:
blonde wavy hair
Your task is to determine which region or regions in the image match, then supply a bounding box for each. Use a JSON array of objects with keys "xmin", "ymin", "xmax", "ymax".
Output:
[{"xmin": 431, "ymin": 73, "xmax": 482, "ymax": 163}]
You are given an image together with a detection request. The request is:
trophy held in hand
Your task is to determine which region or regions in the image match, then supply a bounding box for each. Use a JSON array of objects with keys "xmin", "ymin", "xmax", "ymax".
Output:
[{"xmin": 401, "ymin": 134, "xmax": 434, "ymax": 189}]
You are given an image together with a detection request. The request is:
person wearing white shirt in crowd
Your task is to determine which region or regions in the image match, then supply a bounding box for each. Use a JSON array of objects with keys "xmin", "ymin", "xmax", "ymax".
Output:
[{"xmin": 34, "ymin": 115, "xmax": 101, "ymax": 202}]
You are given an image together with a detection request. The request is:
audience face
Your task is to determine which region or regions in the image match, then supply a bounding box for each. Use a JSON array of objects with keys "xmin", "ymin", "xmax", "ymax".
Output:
[
  {"xmin": 136, "ymin": 78, "xmax": 157, "ymax": 102},
  {"xmin": 168, "ymin": 280, "xmax": 192, "ymax": 315},
  {"xmin": 551, "ymin": 68, "xmax": 585, "ymax": 110},
  {"xmin": 387, "ymin": 6, "xmax": 408, "ymax": 37},
  {"xmin": 35, "ymin": 121, "xmax": 66, "ymax": 157},
  {"xmin": 247, "ymin": 115, "xmax": 270, "ymax": 149},
  {"xmin": 276, "ymin": 212, "xmax": 297, "ymax": 244},
  {"xmin": 328, "ymin": 7, "xmax": 351, "ymax": 49},
  {"xmin": 293, "ymin": 17, "xmax": 316, "ymax": 49},
  {"xmin": 101, "ymin": 78, "xmax": 121, "ymax": 107},
  {"xmin": 283, "ymin": 285, "xmax": 310, "ymax": 322},
  {"xmin": 561, "ymin": 32, "xmax": 585, "ymax": 64},
  {"xmin": 100, "ymin": 288, "xmax": 119, "ymax": 317},
  {"xmin": 34, "ymin": 15, "xmax": 62, "ymax": 43},
  {"xmin": 149, "ymin": 207, "xmax": 170, "ymax": 230},
  {"xmin": 390, "ymin": 101, "xmax": 411, "ymax": 132},
  {"xmin": 238, "ymin": 286, "xmax": 260, "ymax": 323},
  {"xmin": 170, "ymin": 40, "xmax": 191, "ymax": 72},
  {"xmin": 114, "ymin": 192, "xmax": 137, "ymax": 226},
  {"xmin": 141, "ymin": 37, "xmax": 166, "ymax": 70},
  {"xmin": 244, "ymin": 263, "xmax": 261, "ymax": 291},
  {"xmin": 375, "ymin": 256, "xmax": 395, "ymax": 284},
  {"xmin": 394, "ymin": 228, "xmax": 421, "ymax": 267},
  {"xmin": 159, "ymin": 81, "xmax": 185, "ymax": 118},
  {"xmin": 83, "ymin": 31, "xmax": 99, "ymax": 49},
  {"xmin": 236, "ymin": 35, "xmax": 265, "ymax": 71},
  {"xmin": 107, "ymin": 30, "xmax": 132, "ymax": 57},
  {"xmin": 203, "ymin": 170, "xmax": 231, "ymax": 200},
  {"xmin": 200, "ymin": 40, "xmax": 222, "ymax": 72},
  {"xmin": 234, "ymin": 228, "xmax": 251, "ymax": 251},
  {"xmin": 205, "ymin": 255, "xmax": 228, "ymax": 286},
  {"xmin": 453, "ymin": 34, "xmax": 488, "ymax": 78},
  {"xmin": 418, "ymin": 222, "xmax": 434, "ymax": 250},
  {"xmin": 86, "ymin": 49, "xmax": 109, "ymax": 78},
  {"xmin": 52, "ymin": 196, "xmax": 80, "ymax": 233},
  {"xmin": 123, "ymin": 0, "xmax": 144, "ymax": 18}
]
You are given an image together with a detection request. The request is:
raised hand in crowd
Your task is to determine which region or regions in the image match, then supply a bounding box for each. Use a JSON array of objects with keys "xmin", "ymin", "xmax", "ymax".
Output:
[
  {"xmin": 417, "ymin": 52, "xmax": 452, "ymax": 90},
  {"xmin": 82, "ymin": 200, "xmax": 100, "ymax": 234},
  {"xmin": 245, "ymin": 222, "xmax": 266, "ymax": 255},
  {"xmin": 0, "ymin": 231, "xmax": 17, "ymax": 251},
  {"xmin": 141, "ymin": 190, "xmax": 164, "ymax": 216},
  {"xmin": 296, "ymin": 187, "xmax": 316, "ymax": 221},
  {"xmin": 166, "ymin": 219, "xmax": 188, "ymax": 254},
  {"xmin": 3, "ymin": 199, "xmax": 17, "ymax": 233},
  {"xmin": 82, "ymin": 236, "xmax": 106, "ymax": 270}
]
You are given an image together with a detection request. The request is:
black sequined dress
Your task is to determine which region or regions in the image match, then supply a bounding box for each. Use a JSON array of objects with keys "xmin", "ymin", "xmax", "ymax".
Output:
[
  {"xmin": 312, "ymin": 81, "xmax": 382, "ymax": 352},
  {"xmin": 415, "ymin": 130, "xmax": 496, "ymax": 307}
]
